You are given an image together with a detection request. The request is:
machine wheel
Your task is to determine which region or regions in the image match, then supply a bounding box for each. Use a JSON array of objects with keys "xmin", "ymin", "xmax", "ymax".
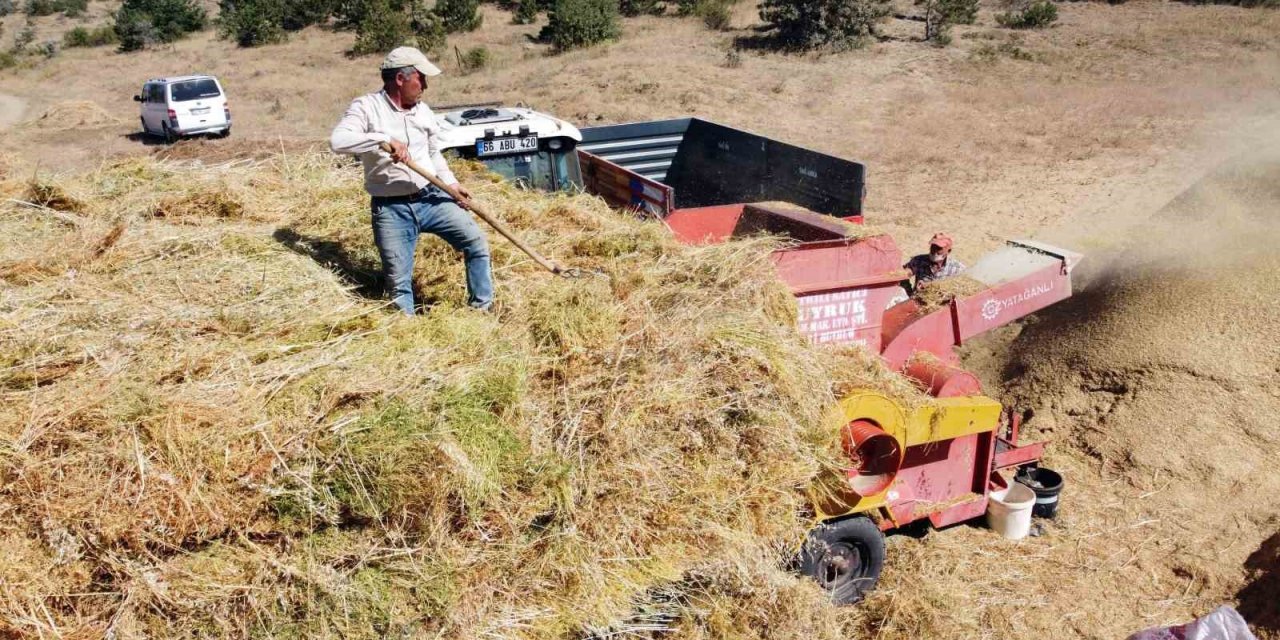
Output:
[
  {"xmin": 162, "ymin": 123, "xmax": 175, "ymax": 144},
  {"xmin": 799, "ymin": 516, "xmax": 886, "ymax": 605},
  {"xmin": 219, "ymin": 127, "xmax": 231, "ymax": 139}
]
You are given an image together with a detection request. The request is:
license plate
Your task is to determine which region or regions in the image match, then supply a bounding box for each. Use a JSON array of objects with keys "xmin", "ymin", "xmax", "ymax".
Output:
[
  {"xmin": 191, "ymin": 107, "xmax": 211, "ymax": 115},
  {"xmin": 476, "ymin": 135, "xmax": 538, "ymax": 157}
]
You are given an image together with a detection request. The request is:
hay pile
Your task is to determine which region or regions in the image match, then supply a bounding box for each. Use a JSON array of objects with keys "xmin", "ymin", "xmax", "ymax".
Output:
[
  {"xmin": 152, "ymin": 190, "xmax": 247, "ymax": 222},
  {"xmin": 155, "ymin": 138, "xmax": 319, "ymax": 164},
  {"xmin": 911, "ymin": 274, "xmax": 987, "ymax": 312},
  {"xmin": 0, "ymin": 152, "xmax": 904, "ymax": 638},
  {"xmin": 24, "ymin": 179, "xmax": 88, "ymax": 213},
  {"xmin": 28, "ymin": 100, "xmax": 120, "ymax": 129}
]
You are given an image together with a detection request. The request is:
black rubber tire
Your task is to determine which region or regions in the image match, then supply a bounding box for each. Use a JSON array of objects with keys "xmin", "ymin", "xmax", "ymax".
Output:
[
  {"xmin": 799, "ymin": 516, "xmax": 886, "ymax": 605},
  {"xmin": 162, "ymin": 123, "xmax": 175, "ymax": 144},
  {"xmin": 219, "ymin": 127, "xmax": 231, "ymax": 139}
]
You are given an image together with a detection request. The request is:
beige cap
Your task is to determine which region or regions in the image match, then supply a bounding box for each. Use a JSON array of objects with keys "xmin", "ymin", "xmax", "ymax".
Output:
[{"xmin": 380, "ymin": 46, "xmax": 442, "ymax": 77}]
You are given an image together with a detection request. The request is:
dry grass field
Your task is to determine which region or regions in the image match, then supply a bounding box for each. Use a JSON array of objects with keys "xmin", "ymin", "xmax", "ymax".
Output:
[
  {"xmin": 2, "ymin": 0, "xmax": 1280, "ymax": 638},
  {"xmin": 1, "ymin": 0, "xmax": 1277, "ymax": 248}
]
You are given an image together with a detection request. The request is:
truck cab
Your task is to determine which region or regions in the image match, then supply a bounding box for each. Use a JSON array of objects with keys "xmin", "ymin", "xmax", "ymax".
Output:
[{"xmin": 433, "ymin": 104, "xmax": 583, "ymax": 192}]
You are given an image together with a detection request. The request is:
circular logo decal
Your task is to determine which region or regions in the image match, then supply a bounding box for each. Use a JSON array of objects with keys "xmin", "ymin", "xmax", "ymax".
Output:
[{"xmin": 981, "ymin": 298, "xmax": 1002, "ymax": 321}]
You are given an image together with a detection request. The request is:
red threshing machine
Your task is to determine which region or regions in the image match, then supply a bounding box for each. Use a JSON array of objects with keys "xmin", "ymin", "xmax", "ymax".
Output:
[
  {"xmin": 570, "ymin": 119, "xmax": 1084, "ymax": 603},
  {"xmin": 440, "ymin": 111, "xmax": 1083, "ymax": 603},
  {"xmin": 661, "ymin": 203, "xmax": 1081, "ymax": 602}
]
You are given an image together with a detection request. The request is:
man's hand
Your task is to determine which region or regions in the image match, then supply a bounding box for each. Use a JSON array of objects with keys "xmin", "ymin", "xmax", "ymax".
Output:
[
  {"xmin": 450, "ymin": 184, "xmax": 473, "ymax": 210},
  {"xmin": 386, "ymin": 139, "xmax": 411, "ymax": 164}
]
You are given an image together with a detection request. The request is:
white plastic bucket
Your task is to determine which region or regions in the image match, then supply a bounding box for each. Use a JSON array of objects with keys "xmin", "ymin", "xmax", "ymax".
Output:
[{"xmin": 986, "ymin": 483, "xmax": 1036, "ymax": 540}]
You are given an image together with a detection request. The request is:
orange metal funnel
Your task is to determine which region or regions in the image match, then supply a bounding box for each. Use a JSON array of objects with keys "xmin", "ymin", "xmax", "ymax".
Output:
[{"xmin": 842, "ymin": 420, "xmax": 904, "ymax": 497}]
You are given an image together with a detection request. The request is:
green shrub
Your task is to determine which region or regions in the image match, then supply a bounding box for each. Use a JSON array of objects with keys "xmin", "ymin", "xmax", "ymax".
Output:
[
  {"xmin": 619, "ymin": 0, "xmax": 663, "ymax": 15},
  {"xmin": 921, "ymin": 0, "xmax": 976, "ymax": 43},
  {"xmin": 435, "ymin": 0, "xmax": 480, "ymax": 32},
  {"xmin": 996, "ymin": 0, "xmax": 1058, "ymax": 28},
  {"xmin": 970, "ymin": 40, "xmax": 1037, "ymax": 62},
  {"xmin": 24, "ymin": 0, "xmax": 54, "ymax": 15},
  {"xmin": 513, "ymin": 0, "xmax": 538, "ymax": 22},
  {"xmin": 113, "ymin": 11, "xmax": 155, "ymax": 50},
  {"xmin": 542, "ymin": 0, "xmax": 619, "ymax": 50},
  {"xmin": 343, "ymin": 0, "xmax": 445, "ymax": 55},
  {"xmin": 410, "ymin": 2, "xmax": 446, "ymax": 53},
  {"xmin": 333, "ymin": 0, "xmax": 367, "ymax": 27},
  {"xmin": 217, "ymin": 0, "xmax": 337, "ymax": 45},
  {"xmin": 0, "ymin": 51, "xmax": 16, "ymax": 69},
  {"xmin": 281, "ymin": 0, "xmax": 336, "ymax": 29},
  {"xmin": 459, "ymin": 44, "xmax": 488, "ymax": 72},
  {"xmin": 940, "ymin": 0, "xmax": 977, "ymax": 24},
  {"xmin": 218, "ymin": 0, "xmax": 287, "ymax": 46},
  {"xmin": 63, "ymin": 24, "xmax": 119, "ymax": 46},
  {"xmin": 113, "ymin": 0, "xmax": 207, "ymax": 51},
  {"xmin": 758, "ymin": 0, "xmax": 889, "ymax": 50},
  {"xmin": 24, "ymin": 0, "xmax": 85, "ymax": 16},
  {"xmin": 335, "ymin": 0, "xmax": 416, "ymax": 32},
  {"xmin": 351, "ymin": 0, "xmax": 411, "ymax": 54},
  {"xmin": 94, "ymin": 24, "xmax": 122, "ymax": 45},
  {"xmin": 0, "ymin": 0, "xmax": 14, "ymax": 16},
  {"xmin": 63, "ymin": 26, "xmax": 90, "ymax": 46},
  {"xmin": 697, "ymin": 0, "xmax": 730, "ymax": 29}
]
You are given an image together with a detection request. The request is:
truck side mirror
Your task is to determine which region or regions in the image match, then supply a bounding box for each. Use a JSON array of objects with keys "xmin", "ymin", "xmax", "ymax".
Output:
[{"xmin": 133, "ymin": 95, "xmax": 143, "ymax": 102}]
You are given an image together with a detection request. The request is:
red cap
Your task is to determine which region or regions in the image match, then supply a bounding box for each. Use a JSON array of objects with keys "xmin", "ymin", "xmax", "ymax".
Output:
[{"xmin": 929, "ymin": 233, "xmax": 953, "ymax": 250}]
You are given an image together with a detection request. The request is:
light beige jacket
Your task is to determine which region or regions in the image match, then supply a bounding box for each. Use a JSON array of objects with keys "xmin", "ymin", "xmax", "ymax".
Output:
[{"xmin": 330, "ymin": 90, "xmax": 458, "ymax": 197}]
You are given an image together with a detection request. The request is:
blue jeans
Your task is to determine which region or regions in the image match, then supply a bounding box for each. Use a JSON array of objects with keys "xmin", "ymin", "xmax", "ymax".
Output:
[{"xmin": 370, "ymin": 186, "xmax": 493, "ymax": 314}]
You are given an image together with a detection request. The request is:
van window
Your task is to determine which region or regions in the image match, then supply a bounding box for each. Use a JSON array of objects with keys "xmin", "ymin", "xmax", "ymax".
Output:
[
  {"xmin": 148, "ymin": 84, "xmax": 165, "ymax": 103},
  {"xmin": 169, "ymin": 79, "xmax": 221, "ymax": 102}
]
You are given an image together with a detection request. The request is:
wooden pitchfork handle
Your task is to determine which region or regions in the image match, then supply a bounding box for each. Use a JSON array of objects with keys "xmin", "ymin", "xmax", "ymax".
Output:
[{"xmin": 379, "ymin": 142, "xmax": 576, "ymax": 277}]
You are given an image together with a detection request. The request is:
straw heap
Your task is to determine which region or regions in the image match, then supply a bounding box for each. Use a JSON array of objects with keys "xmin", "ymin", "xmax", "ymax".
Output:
[{"xmin": 0, "ymin": 152, "xmax": 908, "ymax": 638}]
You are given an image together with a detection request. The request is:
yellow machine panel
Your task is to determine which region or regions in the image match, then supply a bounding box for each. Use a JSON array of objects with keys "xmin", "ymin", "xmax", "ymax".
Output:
[
  {"xmin": 836, "ymin": 391, "xmax": 1002, "ymax": 446},
  {"xmin": 809, "ymin": 391, "xmax": 1004, "ymax": 519}
]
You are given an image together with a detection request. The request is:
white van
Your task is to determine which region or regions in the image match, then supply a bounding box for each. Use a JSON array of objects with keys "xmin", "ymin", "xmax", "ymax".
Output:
[{"xmin": 134, "ymin": 75, "xmax": 231, "ymax": 142}]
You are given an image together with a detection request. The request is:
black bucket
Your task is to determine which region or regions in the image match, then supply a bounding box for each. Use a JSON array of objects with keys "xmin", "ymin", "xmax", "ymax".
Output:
[{"xmin": 1015, "ymin": 467, "xmax": 1063, "ymax": 519}]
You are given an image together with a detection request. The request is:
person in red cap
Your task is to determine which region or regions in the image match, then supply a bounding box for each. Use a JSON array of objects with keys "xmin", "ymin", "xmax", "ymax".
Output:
[{"xmin": 903, "ymin": 232, "xmax": 966, "ymax": 295}]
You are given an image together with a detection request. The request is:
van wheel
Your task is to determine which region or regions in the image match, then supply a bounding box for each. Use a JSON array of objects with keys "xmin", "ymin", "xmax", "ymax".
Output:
[
  {"xmin": 799, "ymin": 516, "xmax": 886, "ymax": 605},
  {"xmin": 219, "ymin": 127, "xmax": 231, "ymax": 139},
  {"xmin": 162, "ymin": 123, "xmax": 175, "ymax": 144}
]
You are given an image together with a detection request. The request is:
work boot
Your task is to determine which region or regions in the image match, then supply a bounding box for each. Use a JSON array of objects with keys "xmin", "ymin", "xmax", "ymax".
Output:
[{"xmin": 470, "ymin": 299, "xmax": 502, "ymax": 316}]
